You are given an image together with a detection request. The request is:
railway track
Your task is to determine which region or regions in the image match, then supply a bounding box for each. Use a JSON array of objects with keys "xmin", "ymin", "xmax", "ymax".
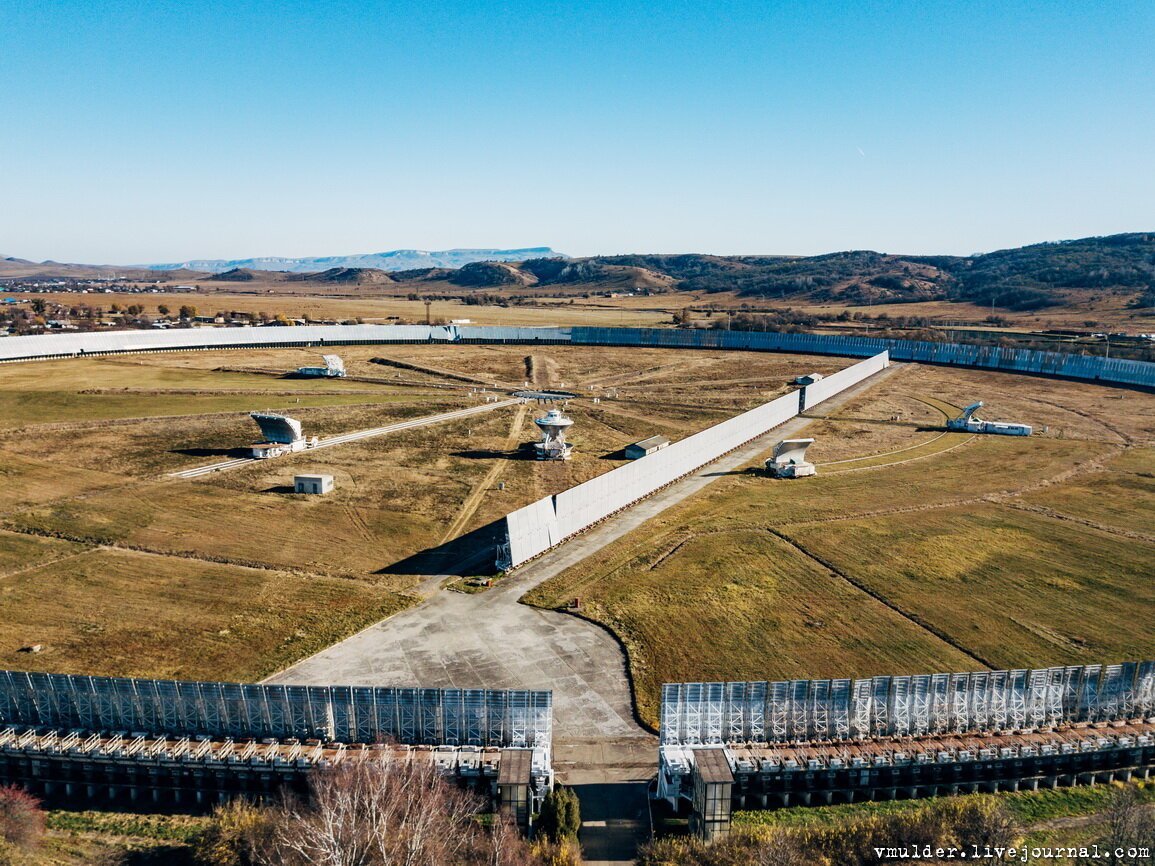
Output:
[{"xmin": 169, "ymin": 398, "xmax": 520, "ymax": 480}]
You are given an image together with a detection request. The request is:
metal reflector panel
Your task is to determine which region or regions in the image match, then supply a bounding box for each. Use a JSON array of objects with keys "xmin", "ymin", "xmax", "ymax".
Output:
[
  {"xmin": 657, "ymin": 660, "xmax": 1155, "ymax": 745},
  {"xmin": 0, "ymin": 670, "xmax": 552, "ymax": 754}
]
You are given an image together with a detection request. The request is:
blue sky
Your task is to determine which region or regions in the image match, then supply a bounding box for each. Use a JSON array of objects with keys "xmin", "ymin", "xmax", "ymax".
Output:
[{"xmin": 1, "ymin": 0, "xmax": 1152, "ymax": 263}]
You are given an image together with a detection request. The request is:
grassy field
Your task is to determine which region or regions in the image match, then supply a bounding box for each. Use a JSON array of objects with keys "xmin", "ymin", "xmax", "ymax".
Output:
[
  {"xmin": 548, "ymin": 528, "xmax": 978, "ymax": 724},
  {"xmin": 0, "ymin": 342, "xmax": 1150, "ymax": 695},
  {"xmin": 788, "ymin": 503, "xmax": 1155, "ymax": 668},
  {"xmin": 0, "ymin": 344, "xmax": 844, "ymax": 681},
  {"xmin": 525, "ymin": 363, "xmax": 1155, "ymax": 728},
  {"xmin": 9, "ymin": 287, "xmax": 676, "ymax": 328},
  {"xmin": 729, "ymin": 781, "xmax": 1155, "ymax": 853},
  {"xmin": 733, "ymin": 780, "xmax": 1155, "ymax": 832},
  {"xmin": 0, "ymin": 547, "xmax": 409, "ymax": 681},
  {"xmin": 17, "ymin": 810, "xmax": 211, "ymax": 865}
]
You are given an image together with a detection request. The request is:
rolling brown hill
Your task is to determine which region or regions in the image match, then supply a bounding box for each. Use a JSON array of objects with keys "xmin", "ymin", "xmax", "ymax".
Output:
[
  {"xmin": 3, "ymin": 233, "xmax": 1151, "ymax": 313},
  {"xmin": 295, "ymin": 267, "xmax": 396, "ymax": 285}
]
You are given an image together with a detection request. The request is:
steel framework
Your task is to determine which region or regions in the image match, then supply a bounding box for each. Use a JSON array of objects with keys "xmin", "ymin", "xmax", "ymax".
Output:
[
  {"xmin": 660, "ymin": 662, "xmax": 1155, "ymax": 745},
  {"xmin": 0, "ymin": 671, "xmax": 552, "ymax": 750}
]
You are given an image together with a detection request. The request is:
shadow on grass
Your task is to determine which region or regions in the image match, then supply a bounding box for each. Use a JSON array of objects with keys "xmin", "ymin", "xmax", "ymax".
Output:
[
  {"xmin": 379, "ymin": 519, "xmax": 507, "ymax": 577},
  {"xmin": 451, "ymin": 448, "xmax": 529, "ymax": 461},
  {"xmin": 700, "ymin": 467, "xmax": 759, "ymax": 477},
  {"xmin": 169, "ymin": 446, "xmax": 252, "ymax": 458}
]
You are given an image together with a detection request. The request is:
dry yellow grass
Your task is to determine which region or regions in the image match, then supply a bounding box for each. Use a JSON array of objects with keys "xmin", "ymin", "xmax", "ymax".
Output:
[
  {"xmin": 0, "ymin": 344, "xmax": 850, "ymax": 679},
  {"xmin": 548, "ymin": 529, "xmax": 978, "ymax": 726},
  {"xmin": 0, "ymin": 547, "xmax": 409, "ymax": 681},
  {"xmin": 785, "ymin": 504, "xmax": 1155, "ymax": 669},
  {"xmin": 526, "ymin": 366, "xmax": 1155, "ymax": 726}
]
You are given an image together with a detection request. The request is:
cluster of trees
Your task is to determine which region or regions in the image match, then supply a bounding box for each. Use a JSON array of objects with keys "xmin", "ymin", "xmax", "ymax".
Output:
[
  {"xmin": 194, "ymin": 762, "xmax": 580, "ymax": 866},
  {"xmin": 0, "ymin": 299, "xmax": 210, "ymax": 334},
  {"xmin": 1129, "ymin": 289, "xmax": 1155, "ymax": 310},
  {"xmin": 0, "ymin": 768, "xmax": 574, "ymax": 866},
  {"xmin": 461, "ymin": 293, "xmax": 510, "ymax": 307},
  {"xmin": 679, "ymin": 306, "xmax": 947, "ymax": 335},
  {"xmin": 709, "ymin": 310, "xmax": 819, "ymax": 333},
  {"xmin": 4, "ymin": 770, "xmax": 1154, "ymax": 865},
  {"xmin": 914, "ymin": 233, "xmax": 1155, "ymax": 311}
]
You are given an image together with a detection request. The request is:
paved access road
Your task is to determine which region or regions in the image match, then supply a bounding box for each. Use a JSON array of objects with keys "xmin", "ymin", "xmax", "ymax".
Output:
[
  {"xmin": 269, "ymin": 365, "xmax": 902, "ymax": 864},
  {"xmin": 170, "ymin": 398, "xmax": 519, "ymax": 479},
  {"xmin": 268, "ymin": 366, "xmax": 904, "ymax": 740}
]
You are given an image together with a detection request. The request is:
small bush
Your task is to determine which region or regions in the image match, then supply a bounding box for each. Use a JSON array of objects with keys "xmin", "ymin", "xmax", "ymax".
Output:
[
  {"xmin": 0, "ymin": 786, "xmax": 45, "ymax": 852},
  {"xmin": 193, "ymin": 799, "xmax": 271, "ymax": 866},
  {"xmin": 536, "ymin": 787, "xmax": 581, "ymax": 843}
]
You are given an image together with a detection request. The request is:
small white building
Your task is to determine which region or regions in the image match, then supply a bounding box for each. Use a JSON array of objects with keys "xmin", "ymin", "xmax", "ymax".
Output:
[
  {"xmin": 295, "ymin": 474, "xmax": 334, "ymax": 495},
  {"xmin": 794, "ymin": 373, "xmax": 825, "ymax": 386},
  {"xmin": 625, "ymin": 435, "xmax": 671, "ymax": 460}
]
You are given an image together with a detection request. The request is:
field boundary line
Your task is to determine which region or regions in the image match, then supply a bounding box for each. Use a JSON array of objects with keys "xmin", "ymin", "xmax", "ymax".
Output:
[
  {"xmin": 1004, "ymin": 501, "xmax": 1155, "ymax": 544},
  {"xmin": 0, "ymin": 524, "xmax": 381, "ymax": 580},
  {"xmin": 439, "ymin": 402, "xmax": 529, "ymax": 545},
  {"xmin": 783, "ymin": 442, "xmax": 1128, "ymax": 528},
  {"xmin": 818, "ymin": 430, "xmax": 953, "ymax": 467},
  {"xmin": 821, "ymin": 433, "xmax": 976, "ymax": 474},
  {"xmin": 0, "ymin": 546, "xmax": 99, "ymax": 582},
  {"xmin": 767, "ymin": 527, "xmax": 998, "ymax": 670}
]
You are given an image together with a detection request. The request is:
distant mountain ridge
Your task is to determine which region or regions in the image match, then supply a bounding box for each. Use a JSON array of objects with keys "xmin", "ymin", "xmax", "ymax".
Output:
[
  {"xmin": 140, "ymin": 247, "xmax": 562, "ymax": 274},
  {"xmin": 4, "ymin": 234, "xmax": 1151, "ymax": 313}
]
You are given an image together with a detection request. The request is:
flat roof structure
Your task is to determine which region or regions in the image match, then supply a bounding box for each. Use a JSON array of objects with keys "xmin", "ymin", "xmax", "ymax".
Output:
[
  {"xmin": 629, "ymin": 435, "xmax": 670, "ymax": 451},
  {"xmin": 694, "ymin": 747, "xmax": 735, "ymax": 784},
  {"xmin": 295, "ymin": 474, "xmax": 334, "ymax": 494},
  {"xmin": 498, "ymin": 748, "xmax": 533, "ymax": 786}
]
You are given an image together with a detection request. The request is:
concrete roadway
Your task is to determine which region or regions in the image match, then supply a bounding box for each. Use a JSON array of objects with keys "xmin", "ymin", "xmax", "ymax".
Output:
[
  {"xmin": 268, "ymin": 365, "xmax": 901, "ymax": 863},
  {"xmin": 265, "ymin": 388, "xmax": 881, "ymax": 737}
]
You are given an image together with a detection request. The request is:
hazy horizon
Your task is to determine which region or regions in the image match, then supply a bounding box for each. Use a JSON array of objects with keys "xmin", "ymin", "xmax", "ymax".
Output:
[{"xmin": 3, "ymin": 0, "xmax": 1152, "ymax": 264}]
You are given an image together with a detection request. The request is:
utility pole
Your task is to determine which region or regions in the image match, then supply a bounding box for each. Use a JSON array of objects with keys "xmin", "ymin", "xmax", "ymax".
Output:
[{"xmin": 424, "ymin": 299, "xmax": 432, "ymax": 326}]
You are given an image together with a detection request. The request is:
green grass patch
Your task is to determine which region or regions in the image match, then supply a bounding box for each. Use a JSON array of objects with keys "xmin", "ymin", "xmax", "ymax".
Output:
[
  {"xmin": 733, "ymin": 781, "xmax": 1155, "ymax": 831},
  {"xmin": 46, "ymin": 810, "xmax": 209, "ymax": 842},
  {"xmin": 1018, "ymin": 446, "xmax": 1155, "ymax": 537},
  {"xmin": 528, "ymin": 529, "xmax": 975, "ymax": 727}
]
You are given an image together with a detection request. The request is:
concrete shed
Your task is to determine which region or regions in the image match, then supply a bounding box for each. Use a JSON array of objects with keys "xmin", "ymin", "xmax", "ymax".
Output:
[
  {"xmin": 294, "ymin": 474, "xmax": 334, "ymax": 495},
  {"xmin": 624, "ymin": 435, "xmax": 671, "ymax": 460},
  {"xmin": 793, "ymin": 372, "xmax": 825, "ymax": 386}
]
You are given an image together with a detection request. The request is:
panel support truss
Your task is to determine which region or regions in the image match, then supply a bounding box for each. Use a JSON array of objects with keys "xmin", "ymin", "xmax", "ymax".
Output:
[
  {"xmin": 659, "ymin": 661, "xmax": 1155, "ymax": 746},
  {"xmin": 0, "ymin": 671, "xmax": 552, "ymax": 755}
]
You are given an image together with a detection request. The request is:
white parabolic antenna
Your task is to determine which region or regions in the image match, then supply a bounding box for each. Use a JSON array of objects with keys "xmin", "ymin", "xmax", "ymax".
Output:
[
  {"xmin": 534, "ymin": 407, "xmax": 574, "ymax": 460},
  {"xmin": 766, "ymin": 437, "xmax": 816, "ymax": 478}
]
